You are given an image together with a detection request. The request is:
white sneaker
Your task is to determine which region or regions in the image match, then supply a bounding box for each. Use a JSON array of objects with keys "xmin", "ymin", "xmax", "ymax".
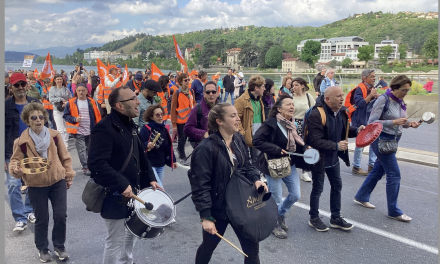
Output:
[
  {"xmin": 13, "ymin": 222, "xmax": 27, "ymax": 232},
  {"xmin": 301, "ymin": 172, "xmax": 312, "ymax": 182},
  {"xmin": 27, "ymin": 213, "xmax": 36, "ymax": 224}
]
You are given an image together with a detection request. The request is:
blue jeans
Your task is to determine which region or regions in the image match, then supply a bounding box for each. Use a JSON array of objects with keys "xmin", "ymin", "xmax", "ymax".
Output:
[
  {"xmin": 265, "ymin": 165, "xmax": 301, "ymax": 216},
  {"xmin": 223, "ymin": 91, "xmax": 234, "ymax": 105},
  {"xmin": 5, "ymin": 159, "xmax": 33, "ymax": 223},
  {"xmin": 152, "ymin": 166, "xmax": 165, "ymax": 189},
  {"xmin": 355, "ymin": 133, "xmax": 403, "ymax": 217},
  {"xmin": 353, "ymin": 146, "xmax": 377, "ymax": 168}
]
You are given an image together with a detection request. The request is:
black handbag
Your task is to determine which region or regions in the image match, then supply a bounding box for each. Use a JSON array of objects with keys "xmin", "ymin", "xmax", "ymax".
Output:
[
  {"xmin": 378, "ymin": 137, "xmax": 398, "ymax": 154},
  {"xmin": 82, "ymin": 139, "xmax": 133, "ymax": 213},
  {"xmin": 54, "ymin": 102, "xmax": 65, "ymax": 112},
  {"xmin": 225, "ymin": 168, "xmax": 278, "ymax": 242}
]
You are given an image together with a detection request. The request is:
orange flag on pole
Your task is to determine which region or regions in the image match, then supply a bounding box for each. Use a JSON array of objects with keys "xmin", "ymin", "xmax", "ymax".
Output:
[
  {"xmin": 40, "ymin": 52, "xmax": 54, "ymax": 80},
  {"xmin": 34, "ymin": 68, "xmax": 39, "ymax": 80},
  {"xmin": 151, "ymin": 63, "xmax": 163, "ymax": 82},
  {"xmin": 173, "ymin": 35, "xmax": 188, "ymax": 74},
  {"xmin": 96, "ymin": 59, "xmax": 108, "ymax": 86},
  {"xmin": 122, "ymin": 64, "xmax": 129, "ymax": 84}
]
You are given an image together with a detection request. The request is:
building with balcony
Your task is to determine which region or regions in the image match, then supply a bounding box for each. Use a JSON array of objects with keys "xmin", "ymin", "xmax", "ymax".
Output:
[{"xmin": 374, "ymin": 40, "xmax": 399, "ymax": 60}]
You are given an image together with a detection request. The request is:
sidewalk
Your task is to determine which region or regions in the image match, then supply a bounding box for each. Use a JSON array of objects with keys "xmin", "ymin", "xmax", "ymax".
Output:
[{"xmin": 348, "ymin": 143, "xmax": 438, "ymax": 167}]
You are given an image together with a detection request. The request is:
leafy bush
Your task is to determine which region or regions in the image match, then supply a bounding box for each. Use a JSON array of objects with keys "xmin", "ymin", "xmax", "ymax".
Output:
[
  {"xmin": 409, "ymin": 80, "xmax": 428, "ymax": 95},
  {"xmin": 341, "ymin": 83, "xmax": 356, "ymax": 93}
]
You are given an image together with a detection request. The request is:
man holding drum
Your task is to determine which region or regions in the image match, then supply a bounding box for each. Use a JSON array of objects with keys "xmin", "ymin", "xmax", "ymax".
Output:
[{"xmin": 88, "ymin": 86, "xmax": 162, "ymax": 264}]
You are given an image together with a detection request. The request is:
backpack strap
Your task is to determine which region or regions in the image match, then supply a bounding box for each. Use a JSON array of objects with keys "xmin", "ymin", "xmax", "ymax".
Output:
[
  {"xmin": 317, "ymin": 107, "xmax": 326, "ymax": 126},
  {"xmin": 379, "ymin": 94, "xmax": 390, "ymax": 120},
  {"xmin": 196, "ymin": 104, "xmax": 203, "ymax": 129},
  {"xmin": 306, "ymin": 93, "xmax": 311, "ymax": 108},
  {"xmin": 20, "ymin": 143, "xmax": 28, "ymax": 159}
]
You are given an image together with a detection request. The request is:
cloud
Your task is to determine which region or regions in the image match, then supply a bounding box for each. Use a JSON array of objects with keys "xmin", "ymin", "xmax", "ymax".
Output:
[
  {"xmin": 10, "ymin": 24, "xmax": 19, "ymax": 32},
  {"xmin": 109, "ymin": 0, "xmax": 178, "ymax": 15}
]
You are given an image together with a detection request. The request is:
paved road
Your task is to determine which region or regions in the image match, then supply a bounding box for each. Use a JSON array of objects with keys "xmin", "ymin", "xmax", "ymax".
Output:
[{"xmin": 5, "ymin": 138, "xmax": 438, "ymax": 264}]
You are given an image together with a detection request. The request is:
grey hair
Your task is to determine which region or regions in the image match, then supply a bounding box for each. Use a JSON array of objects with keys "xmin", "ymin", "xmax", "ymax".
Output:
[
  {"xmin": 361, "ymin": 69, "xmax": 375, "ymax": 79},
  {"xmin": 203, "ymin": 80, "xmax": 217, "ymax": 92},
  {"xmin": 326, "ymin": 68, "xmax": 334, "ymax": 77}
]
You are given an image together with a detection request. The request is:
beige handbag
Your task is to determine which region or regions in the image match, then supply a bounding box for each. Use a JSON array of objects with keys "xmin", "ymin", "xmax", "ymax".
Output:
[{"xmin": 264, "ymin": 153, "xmax": 291, "ymax": 180}]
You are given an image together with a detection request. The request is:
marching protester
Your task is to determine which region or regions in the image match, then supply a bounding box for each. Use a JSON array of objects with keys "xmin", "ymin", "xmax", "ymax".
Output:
[
  {"xmin": 279, "ymin": 76, "xmax": 293, "ymax": 97},
  {"xmin": 139, "ymin": 104, "xmax": 177, "ymax": 189},
  {"xmin": 88, "ymin": 86, "xmax": 162, "ymax": 264},
  {"xmin": 261, "ymin": 78, "xmax": 275, "ymax": 119},
  {"xmin": 313, "ymin": 68, "xmax": 326, "ymax": 96},
  {"xmin": 63, "ymin": 83, "xmax": 102, "ymax": 176},
  {"xmin": 222, "ymin": 69, "xmax": 235, "ymax": 104},
  {"xmin": 192, "ymin": 70, "xmax": 208, "ymax": 103},
  {"xmin": 355, "ymin": 75, "xmax": 421, "ymax": 222},
  {"xmin": 210, "ymin": 73, "xmax": 222, "ymax": 103},
  {"xmin": 30, "ymin": 76, "xmax": 43, "ymax": 96},
  {"xmin": 306, "ymin": 86, "xmax": 364, "ymax": 232},
  {"xmin": 157, "ymin": 75, "xmax": 172, "ymax": 121},
  {"xmin": 235, "ymin": 72, "xmax": 246, "ymax": 98},
  {"xmin": 291, "ymin": 77, "xmax": 316, "ymax": 182},
  {"xmin": 253, "ymin": 94, "xmax": 306, "ymax": 239},
  {"xmin": 9, "ymin": 102, "xmax": 75, "ymax": 262},
  {"xmin": 89, "ymin": 70, "xmax": 101, "ymax": 98},
  {"xmin": 5, "ymin": 72, "xmax": 13, "ymax": 99},
  {"xmin": 71, "ymin": 67, "xmax": 92, "ymax": 95},
  {"xmin": 319, "ymin": 68, "xmax": 336, "ymax": 95},
  {"xmin": 189, "ymin": 70, "xmax": 198, "ymax": 88},
  {"xmin": 235, "ymin": 75, "xmax": 266, "ymax": 166},
  {"xmin": 184, "ymin": 80, "xmax": 219, "ymax": 148},
  {"xmin": 49, "ymin": 73, "xmax": 72, "ymax": 148},
  {"xmin": 5, "ymin": 72, "xmax": 37, "ymax": 233},
  {"xmin": 126, "ymin": 72, "xmax": 144, "ymax": 95},
  {"xmin": 133, "ymin": 79, "xmax": 162, "ymax": 129},
  {"xmin": 171, "ymin": 73, "xmax": 196, "ymax": 166},
  {"xmin": 189, "ymin": 102, "xmax": 267, "ymax": 264},
  {"xmin": 41, "ymin": 78, "xmax": 56, "ymax": 130},
  {"xmin": 350, "ymin": 69, "xmax": 379, "ymax": 175},
  {"xmin": 27, "ymin": 76, "xmax": 42, "ymax": 100},
  {"xmin": 99, "ymin": 66, "xmax": 123, "ymax": 116},
  {"xmin": 215, "ymin": 72, "xmax": 224, "ymax": 102}
]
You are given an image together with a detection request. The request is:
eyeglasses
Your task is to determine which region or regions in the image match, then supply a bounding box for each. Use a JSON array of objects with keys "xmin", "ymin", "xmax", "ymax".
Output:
[
  {"xmin": 205, "ymin": 90, "xmax": 217, "ymax": 95},
  {"xmin": 13, "ymin": 82, "xmax": 27, "ymax": 88},
  {"xmin": 154, "ymin": 113, "xmax": 164, "ymax": 118},
  {"xmin": 30, "ymin": 115, "xmax": 45, "ymax": 121},
  {"xmin": 183, "ymin": 79, "xmax": 190, "ymax": 83},
  {"xmin": 399, "ymin": 88, "xmax": 411, "ymax": 93},
  {"xmin": 118, "ymin": 96, "xmax": 137, "ymax": 103}
]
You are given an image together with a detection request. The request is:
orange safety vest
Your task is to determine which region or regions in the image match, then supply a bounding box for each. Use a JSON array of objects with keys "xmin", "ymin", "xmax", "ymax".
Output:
[
  {"xmin": 344, "ymin": 82, "xmax": 368, "ymax": 122},
  {"xmin": 98, "ymin": 74, "xmax": 122, "ymax": 104},
  {"xmin": 176, "ymin": 90, "xmax": 195, "ymax": 124},
  {"xmin": 66, "ymin": 97, "xmax": 102, "ymax": 134},
  {"xmin": 131, "ymin": 80, "xmax": 142, "ymax": 93},
  {"xmin": 157, "ymin": 91, "xmax": 170, "ymax": 120},
  {"xmin": 42, "ymin": 86, "xmax": 53, "ymax": 110}
]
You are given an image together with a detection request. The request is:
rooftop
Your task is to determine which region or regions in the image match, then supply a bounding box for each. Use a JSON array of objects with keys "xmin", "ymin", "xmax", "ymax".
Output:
[{"xmin": 226, "ymin": 48, "xmax": 242, "ymax": 52}]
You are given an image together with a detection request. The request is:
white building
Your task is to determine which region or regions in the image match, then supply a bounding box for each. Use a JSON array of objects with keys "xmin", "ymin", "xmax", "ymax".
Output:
[
  {"xmin": 226, "ymin": 48, "xmax": 241, "ymax": 69},
  {"xmin": 374, "ymin": 40, "xmax": 399, "ymax": 60},
  {"xmin": 297, "ymin": 36, "xmax": 369, "ymax": 63},
  {"xmin": 345, "ymin": 48, "xmax": 359, "ymax": 60},
  {"xmin": 331, "ymin": 53, "xmax": 346, "ymax": 62},
  {"xmin": 281, "ymin": 58, "xmax": 310, "ymax": 72},
  {"xmin": 83, "ymin": 50, "xmax": 110, "ymax": 62}
]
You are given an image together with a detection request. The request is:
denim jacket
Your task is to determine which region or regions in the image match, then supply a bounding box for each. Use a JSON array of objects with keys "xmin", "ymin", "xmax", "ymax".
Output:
[{"xmin": 319, "ymin": 77, "xmax": 337, "ymax": 95}]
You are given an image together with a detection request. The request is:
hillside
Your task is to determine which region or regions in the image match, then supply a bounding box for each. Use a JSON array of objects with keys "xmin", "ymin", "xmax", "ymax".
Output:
[
  {"xmin": 113, "ymin": 37, "xmax": 145, "ymax": 54},
  {"xmin": 5, "ymin": 51, "xmax": 40, "ymax": 62},
  {"xmin": 26, "ymin": 43, "xmax": 104, "ymax": 58}
]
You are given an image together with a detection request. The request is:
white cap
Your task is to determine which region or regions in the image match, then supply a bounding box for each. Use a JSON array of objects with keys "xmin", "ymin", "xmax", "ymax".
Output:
[{"xmin": 238, "ymin": 72, "xmax": 244, "ymax": 77}]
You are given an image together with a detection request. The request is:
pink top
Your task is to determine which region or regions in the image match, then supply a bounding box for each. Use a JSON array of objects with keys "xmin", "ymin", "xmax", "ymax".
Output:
[
  {"xmin": 423, "ymin": 81, "xmax": 433, "ymax": 92},
  {"xmin": 72, "ymin": 83, "xmax": 92, "ymax": 96}
]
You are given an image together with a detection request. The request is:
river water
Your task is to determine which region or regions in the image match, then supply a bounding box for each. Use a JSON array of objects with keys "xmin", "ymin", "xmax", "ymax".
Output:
[{"xmin": 6, "ymin": 63, "xmax": 438, "ymax": 93}]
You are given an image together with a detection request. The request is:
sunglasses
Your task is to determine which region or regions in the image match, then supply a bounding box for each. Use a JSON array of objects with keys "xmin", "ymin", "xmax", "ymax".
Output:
[
  {"xmin": 13, "ymin": 82, "xmax": 27, "ymax": 88},
  {"xmin": 118, "ymin": 96, "xmax": 137, "ymax": 103},
  {"xmin": 205, "ymin": 90, "xmax": 216, "ymax": 95},
  {"xmin": 154, "ymin": 113, "xmax": 164, "ymax": 118},
  {"xmin": 183, "ymin": 79, "xmax": 190, "ymax": 82},
  {"xmin": 30, "ymin": 115, "xmax": 45, "ymax": 121}
]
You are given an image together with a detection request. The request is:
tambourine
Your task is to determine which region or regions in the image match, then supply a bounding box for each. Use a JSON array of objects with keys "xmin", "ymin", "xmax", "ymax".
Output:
[{"xmin": 19, "ymin": 157, "xmax": 52, "ymax": 174}]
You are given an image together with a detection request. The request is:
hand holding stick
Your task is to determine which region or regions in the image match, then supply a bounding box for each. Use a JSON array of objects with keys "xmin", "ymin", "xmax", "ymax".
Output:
[
  {"xmin": 132, "ymin": 194, "xmax": 154, "ymax": 210},
  {"xmin": 148, "ymin": 133, "xmax": 161, "ymax": 152}
]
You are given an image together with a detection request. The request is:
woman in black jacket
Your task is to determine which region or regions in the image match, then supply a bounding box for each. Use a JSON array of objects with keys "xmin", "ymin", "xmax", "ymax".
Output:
[
  {"xmin": 189, "ymin": 102, "xmax": 267, "ymax": 264},
  {"xmin": 139, "ymin": 104, "xmax": 177, "ymax": 189},
  {"xmin": 253, "ymin": 95, "xmax": 306, "ymax": 239},
  {"xmin": 262, "ymin": 78, "xmax": 275, "ymax": 120}
]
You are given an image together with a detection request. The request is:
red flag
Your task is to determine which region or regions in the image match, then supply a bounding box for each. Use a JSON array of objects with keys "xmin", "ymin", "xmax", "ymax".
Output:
[
  {"xmin": 40, "ymin": 52, "xmax": 54, "ymax": 80},
  {"xmin": 122, "ymin": 64, "xmax": 129, "ymax": 84},
  {"xmin": 34, "ymin": 68, "xmax": 39, "ymax": 80},
  {"xmin": 96, "ymin": 59, "xmax": 108, "ymax": 85},
  {"xmin": 173, "ymin": 35, "xmax": 188, "ymax": 74},
  {"xmin": 151, "ymin": 63, "xmax": 163, "ymax": 82}
]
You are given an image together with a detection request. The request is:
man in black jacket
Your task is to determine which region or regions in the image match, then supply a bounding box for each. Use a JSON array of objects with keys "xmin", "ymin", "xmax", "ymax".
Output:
[
  {"xmin": 5, "ymin": 73, "xmax": 41, "ymax": 233},
  {"xmin": 88, "ymin": 86, "xmax": 162, "ymax": 264},
  {"xmin": 222, "ymin": 69, "xmax": 235, "ymax": 104},
  {"xmin": 305, "ymin": 86, "xmax": 364, "ymax": 232},
  {"xmin": 313, "ymin": 68, "xmax": 326, "ymax": 96}
]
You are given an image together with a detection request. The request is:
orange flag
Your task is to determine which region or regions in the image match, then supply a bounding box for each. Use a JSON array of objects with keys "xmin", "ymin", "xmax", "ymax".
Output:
[
  {"xmin": 96, "ymin": 59, "xmax": 108, "ymax": 86},
  {"xmin": 122, "ymin": 63, "xmax": 129, "ymax": 84},
  {"xmin": 173, "ymin": 35, "xmax": 188, "ymax": 74},
  {"xmin": 40, "ymin": 52, "xmax": 54, "ymax": 80},
  {"xmin": 34, "ymin": 68, "xmax": 39, "ymax": 80},
  {"xmin": 151, "ymin": 63, "xmax": 163, "ymax": 82}
]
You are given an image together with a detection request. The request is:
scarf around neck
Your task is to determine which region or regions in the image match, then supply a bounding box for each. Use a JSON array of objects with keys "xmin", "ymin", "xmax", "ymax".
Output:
[
  {"xmin": 29, "ymin": 126, "xmax": 51, "ymax": 158},
  {"xmin": 386, "ymin": 89, "xmax": 407, "ymax": 111},
  {"xmin": 276, "ymin": 113, "xmax": 304, "ymax": 152}
]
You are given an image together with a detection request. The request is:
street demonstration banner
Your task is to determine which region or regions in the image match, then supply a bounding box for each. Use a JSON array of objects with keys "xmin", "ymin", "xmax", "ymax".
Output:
[
  {"xmin": 173, "ymin": 35, "xmax": 188, "ymax": 74},
  {"xmin": 151, "ymin": 63, "xmax": 163, "ymax": 82},
  {"xmin": 23, "ymin": 55, "xmax": 35, "ymax": 67},
  {"xmin": 40, "ymin": 53, "xmax": 55, "ymax": 81}
]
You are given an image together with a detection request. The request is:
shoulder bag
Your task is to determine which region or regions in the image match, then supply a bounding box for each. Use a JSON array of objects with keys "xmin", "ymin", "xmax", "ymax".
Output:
[
  {"xmin": 264, "ymin": 153, "xmax": 291, "ymax": 180},
  {"xmin": 377, "ymin": 94, "xmax": 398, "ymax": 155}
]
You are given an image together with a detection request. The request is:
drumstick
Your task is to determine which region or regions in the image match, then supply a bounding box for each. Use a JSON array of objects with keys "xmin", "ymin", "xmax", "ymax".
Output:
[
  {"xmin": 344, "ymin": 119, "xmax": 350, "ymax": 153},
  {"xmin": 132, "ymin": 194, "xmax": 154, "ymax": 210},
  {"xmin": 147, "ymin": 133, "xmax": 161, "ymax": 152},
  {"xmin": 215, "ymin": 233, "xmax": 248, "ymax": 258},
  {"xmin": 407, "ymin": 108, "xmax": 421, "ymax": 119}
]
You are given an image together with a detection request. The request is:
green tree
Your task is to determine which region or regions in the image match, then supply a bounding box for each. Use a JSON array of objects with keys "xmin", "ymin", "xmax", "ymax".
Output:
[
  {"xmin": 398, "ymin": 43, "xmax": 407, "ymax": 59},
  {"xmin": 423, "ymin": 32, "xmax": 438, "ymax": 65},
  {"xmin": 341, "ymin": 57, "xmax": 353, "ymax": 68},
  {"xmin": 187, "ymin": 60, "xmax": 195, "ymax": 70},
  {"xmin": 379, "ymin": 45, "xmax": 393, "ymax": 64},
  {"xmin": 357, "ymin": 45, "xmax": 374, "ymax": 65},
  {"xmin": 238, "ymin": 40, "xmax": 259, "ymax": 67},
  {"xmin": 328, "ymin": 59, "xmax": 340, "ymax": 69},
  {"xmin": 265, "ymin": 46, "xmax": 283, "ymax": 68},
  {"xmin": 258, "ymin": 40, "xmax": 273, "ymax": 68},
  {"xmin": 210, "ymin": 55, "xmax": 218, "ymax": 65},
  {"xmin": 300, "ymin": 40, "xmax": 321, "ymax": 67}
]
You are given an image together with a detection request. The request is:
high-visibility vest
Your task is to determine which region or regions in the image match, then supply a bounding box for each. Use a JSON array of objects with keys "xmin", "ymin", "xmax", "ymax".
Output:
[
  {"xmin": 66, "ymin": 97, "xmax": 102, "ymax": 134},
  {"xmin": 175, "ymin": 90, "xmax": 195, "ymax": 124},
  {"xmin": 42, "ymin": 87, "xmax": 53, "ymax": 110},
  {"xmin": 157, "ymin": 91, "xmax": 170, "ymax": 120},
  {"xmin": 98, "ymin": 74, "xmax": 122, "ymax": 104},
  {"xmin": 131, "ymin": 80, "xmax": 142, "ymax": 93},
  {"xmin": 344, "ymin": 82, "xmax": 368, "ymax": 122}
]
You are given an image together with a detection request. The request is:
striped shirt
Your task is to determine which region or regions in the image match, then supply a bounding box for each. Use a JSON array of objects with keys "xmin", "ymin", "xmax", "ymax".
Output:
[{"xmin": 77, "ymin": 99, "xmax": 91, "ymax": 136}]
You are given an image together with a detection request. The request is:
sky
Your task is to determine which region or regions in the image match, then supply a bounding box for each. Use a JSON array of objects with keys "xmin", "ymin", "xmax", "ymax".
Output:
[{"xmin": 4, "ymin": 0, "xmax": 438, "ymax": 51}]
